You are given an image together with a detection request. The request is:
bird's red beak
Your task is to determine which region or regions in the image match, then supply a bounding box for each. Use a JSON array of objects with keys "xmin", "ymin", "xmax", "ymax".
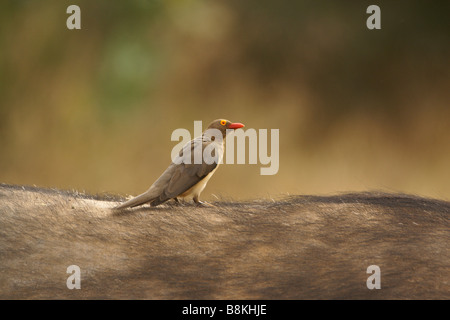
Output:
[{"xmin": 229, "ymin": 122, "xmax": 245, "ymax": 129}]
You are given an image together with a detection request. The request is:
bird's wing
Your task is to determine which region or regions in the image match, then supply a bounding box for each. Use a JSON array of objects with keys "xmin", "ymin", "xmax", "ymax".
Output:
[
  {"xmin": 116, "ymin": 136, "xmax": 221, "ymax": 209},
  {"xmin": 159, "ymin": 136, "xmax": 220, "ymax": 200},
  {"xmin": 163, "ymin": 162, "xmax": 217, "ymax": 199}
]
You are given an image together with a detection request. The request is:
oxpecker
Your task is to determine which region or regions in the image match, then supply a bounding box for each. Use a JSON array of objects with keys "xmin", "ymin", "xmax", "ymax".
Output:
[{"xmin": 115, "ymin": 119, "xmax": 245, "ymax": 209}]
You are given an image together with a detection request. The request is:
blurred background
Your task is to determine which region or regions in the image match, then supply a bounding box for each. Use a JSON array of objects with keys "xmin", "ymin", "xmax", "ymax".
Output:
[{"xmin": 0, "ymin": 0, "xmax": 449, "ymax": 201}]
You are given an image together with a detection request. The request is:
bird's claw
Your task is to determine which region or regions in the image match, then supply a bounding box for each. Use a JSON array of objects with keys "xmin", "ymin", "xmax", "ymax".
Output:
[{"xmin": 195, "ymin": 201, "xmax": 216, "ymax": 208}]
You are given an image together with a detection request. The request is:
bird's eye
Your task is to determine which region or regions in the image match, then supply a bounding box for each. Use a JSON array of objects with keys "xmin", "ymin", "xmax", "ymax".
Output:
[{"xmin": 220, "ymin": 120, "xmax": 227, "ymax": 126}]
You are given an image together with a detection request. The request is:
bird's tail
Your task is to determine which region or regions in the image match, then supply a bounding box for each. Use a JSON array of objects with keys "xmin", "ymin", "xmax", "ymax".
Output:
[{"xmin": 114, "ymin": 190, "xmax": 158, "ymax": 210}]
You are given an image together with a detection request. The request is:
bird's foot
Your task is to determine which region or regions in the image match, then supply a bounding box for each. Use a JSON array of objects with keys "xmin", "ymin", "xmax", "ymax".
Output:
[{"xmin": 195, "ymin": 200, "xmax": 216, "ymax": 208}]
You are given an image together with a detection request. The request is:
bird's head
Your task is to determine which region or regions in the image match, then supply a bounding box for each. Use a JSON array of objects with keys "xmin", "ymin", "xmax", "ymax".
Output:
[{"xmin": 205, "ymin": 119, "xmax": 245, "ymax": 138}]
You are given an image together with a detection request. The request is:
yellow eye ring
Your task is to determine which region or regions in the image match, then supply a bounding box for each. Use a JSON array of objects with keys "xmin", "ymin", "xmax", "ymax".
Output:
[{"xmin": 220, "ymin": 120, "xmax": 227, "ymax": 126}]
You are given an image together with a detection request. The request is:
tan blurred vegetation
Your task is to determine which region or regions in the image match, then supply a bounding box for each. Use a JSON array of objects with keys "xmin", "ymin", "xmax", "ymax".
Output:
[{"xmin": 0, "ymin": 0, "xmax": 449, "ymax": 201}]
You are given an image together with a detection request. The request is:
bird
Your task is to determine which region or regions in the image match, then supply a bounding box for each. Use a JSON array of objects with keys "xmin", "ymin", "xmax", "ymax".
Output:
[{"xmin": 115, "ymin": 119, "xmax": 245, "ymax": 209}]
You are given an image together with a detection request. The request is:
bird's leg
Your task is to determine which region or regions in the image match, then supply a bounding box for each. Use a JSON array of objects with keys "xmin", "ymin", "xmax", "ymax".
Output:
[
  {"xmin": 172, "ymin": 197, "xmax": 182, "ymax": 206},
  {"xmin": 193, "ymin": 195, "xmax": 215, "ymax": 207}
]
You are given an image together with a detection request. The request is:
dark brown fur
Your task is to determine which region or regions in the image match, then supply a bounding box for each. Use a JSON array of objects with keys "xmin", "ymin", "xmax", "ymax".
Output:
[{"xmin": 0, "ymin": 183, "xmax": 448, "ymax": 299}]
